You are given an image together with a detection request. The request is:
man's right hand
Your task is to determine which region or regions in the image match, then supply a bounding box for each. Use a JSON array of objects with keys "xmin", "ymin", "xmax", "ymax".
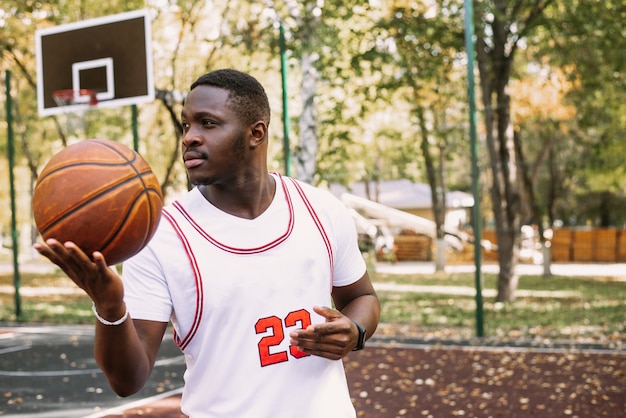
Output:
[{"xmin": 34, "ymin": 239, "xmax": 125, "ymax": 312}]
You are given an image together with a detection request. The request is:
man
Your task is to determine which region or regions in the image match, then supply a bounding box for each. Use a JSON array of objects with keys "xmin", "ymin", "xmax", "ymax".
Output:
[{"xmin": 35, "ymin": 69, "xmax": 380, "ymax": 417}]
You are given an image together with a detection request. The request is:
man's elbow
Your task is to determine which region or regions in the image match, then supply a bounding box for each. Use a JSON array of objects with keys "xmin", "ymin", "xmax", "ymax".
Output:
[
  {"xmin": 101, "ymin": 363, "xmax": 151, "ymax": 397},
  {"xmin": 108, "ymin": 377, "xmax": 146, "ymax": 397}
]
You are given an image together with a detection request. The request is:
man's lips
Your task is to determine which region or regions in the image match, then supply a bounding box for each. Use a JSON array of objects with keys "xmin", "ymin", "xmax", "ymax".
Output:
[
  {"xmin": 184, "ymin": 158, "xmax": 204, "ymax": 169},
  {"xmin": 183, "ymin": 152, "xmax": 205, "ymax": 169}
]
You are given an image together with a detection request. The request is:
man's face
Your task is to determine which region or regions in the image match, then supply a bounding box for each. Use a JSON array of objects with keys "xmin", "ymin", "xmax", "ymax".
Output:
[{"xmin": 180, "ymin": 85, "xmax": 248, "ymax": 186}]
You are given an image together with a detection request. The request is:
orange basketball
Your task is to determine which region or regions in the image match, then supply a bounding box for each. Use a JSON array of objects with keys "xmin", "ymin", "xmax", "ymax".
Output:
[{"xmin": 33, "ymin": 139, "xmax": 163, "ymax": 266}]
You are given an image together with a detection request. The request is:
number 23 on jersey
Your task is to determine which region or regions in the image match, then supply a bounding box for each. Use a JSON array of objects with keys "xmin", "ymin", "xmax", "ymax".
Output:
[{"xmin": 255, "ymin": 309, "xmax": 311, "ymax": 367}]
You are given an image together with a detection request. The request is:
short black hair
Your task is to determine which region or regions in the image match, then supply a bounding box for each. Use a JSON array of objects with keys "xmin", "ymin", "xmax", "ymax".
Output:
[{"xmin": 190, "ymin": 69, "xmax": 270, "ymax": 126}]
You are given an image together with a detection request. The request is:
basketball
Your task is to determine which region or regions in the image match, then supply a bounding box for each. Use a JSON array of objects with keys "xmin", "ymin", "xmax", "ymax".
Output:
[{"xmin": 32, "ymin": 139, "xmax": 163, "ymax": 266}]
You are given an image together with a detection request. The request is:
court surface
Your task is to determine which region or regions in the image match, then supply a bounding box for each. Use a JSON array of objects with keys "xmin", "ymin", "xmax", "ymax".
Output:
[{"xmin": 1, "ymin": 324, "xmax": 624, "ymax": 417}]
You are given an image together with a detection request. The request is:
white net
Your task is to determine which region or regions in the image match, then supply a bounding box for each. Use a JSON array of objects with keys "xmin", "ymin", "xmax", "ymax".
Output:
[{"xmin": 52, "ymin": 89, "xmax": 98, "ymax": 138}]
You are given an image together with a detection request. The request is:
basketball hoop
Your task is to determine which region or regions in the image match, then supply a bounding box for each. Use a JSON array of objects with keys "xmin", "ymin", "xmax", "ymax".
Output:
[
  {"xmin": 52, "ymin": 89, "xmax": 98, "ymax": 138},
  {"xmin": 52, "ymin": 89, "xmax": 98, "ymax": 108}
]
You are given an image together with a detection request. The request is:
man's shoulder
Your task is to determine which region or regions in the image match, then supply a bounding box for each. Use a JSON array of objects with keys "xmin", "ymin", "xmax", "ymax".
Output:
[
  {"xmin": 163, "ymin": 187, "xmax": 200, "ymax": 209},
  {"xmin": 280, "ymin": 176, "xmax": 351, "ymax": 224},
  {"xmin": 280, "ymin": 175, "xmax": 339, "ymax": 202}
]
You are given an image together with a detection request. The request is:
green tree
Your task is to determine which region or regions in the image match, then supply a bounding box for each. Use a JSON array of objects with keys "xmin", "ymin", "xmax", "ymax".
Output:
[
  {"xmin": 472, "ymin": 0, "xmax": 556, "ymax": 301},
  {"xmin": 545, "ymin": 0, "xmax": 626, "ymax": 226},
  {"xmin": 0, "ymin": 0, "xmax": 258, "ymax": 253},
  {"xmin": 376, "ymin": 2, "xmax": 469, "ymax": 271}
]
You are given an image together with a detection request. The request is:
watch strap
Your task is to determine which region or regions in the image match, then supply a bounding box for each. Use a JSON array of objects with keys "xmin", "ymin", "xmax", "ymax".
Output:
[{"xmin": 351, "ymin": 320, "xmax": 367, "ymax": 351}]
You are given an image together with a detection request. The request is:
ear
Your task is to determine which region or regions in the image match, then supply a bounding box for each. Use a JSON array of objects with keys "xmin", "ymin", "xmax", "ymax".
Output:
[{"xmin": 249, "ymin": 121, "xmax": 268, "ymax": 149}]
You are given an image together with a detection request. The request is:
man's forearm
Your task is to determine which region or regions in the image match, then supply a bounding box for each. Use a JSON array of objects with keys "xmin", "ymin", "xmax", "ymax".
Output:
[
  {"xmin": 340, "ymin": 294, "xmax": 380, "ymax": 341},
  {"xmin": 93, "ymin": 317, "xmax": 157, "ymax": 397}
]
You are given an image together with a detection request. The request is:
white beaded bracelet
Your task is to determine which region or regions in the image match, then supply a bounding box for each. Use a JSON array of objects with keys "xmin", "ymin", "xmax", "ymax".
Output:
[{"xmin": 92, "ymin": 302, "xmax": 129, "ymax": 326}]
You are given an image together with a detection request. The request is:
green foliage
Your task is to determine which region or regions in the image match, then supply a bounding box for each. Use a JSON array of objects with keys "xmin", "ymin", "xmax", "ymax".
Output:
[
  {"xmin": 373, "ymin": 3, "xmax": 471, "ymax": 187},
  {"xmin": 1, "ymin": 0, "xmax": 624, "ymax": 250},
  {"xmin": 520, "ymin": 0, "xmax": 626, "ymax": 225}
]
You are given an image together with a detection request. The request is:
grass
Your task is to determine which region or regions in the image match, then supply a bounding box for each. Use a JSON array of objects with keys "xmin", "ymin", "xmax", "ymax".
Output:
[
  {"xmin": 1, "ymin": 264, "xmax": 625, "ymax": 346},
  {"xmin": 372, "ymin": 269, "xmax": 625, "ymax": 344},
  {"xmin": 0, "ymin": 270, "xmax": 93, "ymax": 324}
]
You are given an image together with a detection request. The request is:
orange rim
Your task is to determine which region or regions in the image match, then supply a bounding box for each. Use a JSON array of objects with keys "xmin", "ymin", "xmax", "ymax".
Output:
[{"xmin": 52, "ymin": 89, "xmax": 98, "ymax": 106}]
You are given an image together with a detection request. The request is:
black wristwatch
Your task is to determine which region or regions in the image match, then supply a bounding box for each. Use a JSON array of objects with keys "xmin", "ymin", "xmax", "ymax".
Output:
[{"xmin": 351, "ymin": 320, "xmax": 367, "ymax": 351}]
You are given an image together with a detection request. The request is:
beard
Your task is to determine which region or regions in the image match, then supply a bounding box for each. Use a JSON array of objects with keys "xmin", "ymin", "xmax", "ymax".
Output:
[
  {"xmin": 188, "ymin": 131, "xmax": 248, "ymax": 187},
  {"xmin": 231, "ymin": 130, "xmax": 246, "ymax": 161}
]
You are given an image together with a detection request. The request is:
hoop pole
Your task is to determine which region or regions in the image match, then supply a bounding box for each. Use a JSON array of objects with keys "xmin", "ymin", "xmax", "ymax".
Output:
[
  {"xmin": 279, "ymin": 23, "xmax": 291, "ymax": 176},
  {"xmin": 5, "ymin": 70, "xmax": 22, "ymax": 319},
  {"xmin": 464, "ymin": 0, "xmax": 484, "ymax": 337},
  {"xmin": 132, "ymin": 104, "xmax": 139, "ymax": 151}
]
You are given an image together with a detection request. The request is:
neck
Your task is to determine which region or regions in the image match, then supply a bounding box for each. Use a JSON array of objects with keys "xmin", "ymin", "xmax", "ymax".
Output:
[{"xmin": 198, "ymin": 172, "xmax": 276, "ymax": 220}]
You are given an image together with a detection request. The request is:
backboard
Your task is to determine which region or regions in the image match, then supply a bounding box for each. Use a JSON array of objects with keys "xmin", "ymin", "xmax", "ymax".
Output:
[{"xmin": 36, "ymin": 9, "xmax": 155, "ymax": 116}]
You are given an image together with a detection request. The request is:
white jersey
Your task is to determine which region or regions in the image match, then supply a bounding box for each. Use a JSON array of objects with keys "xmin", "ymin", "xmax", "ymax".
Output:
[{"xmin": 122, "ymin": 173, "xmax": 366, "ymax": 418}]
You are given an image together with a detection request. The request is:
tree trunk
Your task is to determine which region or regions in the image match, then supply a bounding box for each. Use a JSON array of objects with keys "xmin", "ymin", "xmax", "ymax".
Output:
[
  {"xmin": 472, "ymin": 0, "xmax": 556, "ymax": 300},
  {"xmin": 156, "ymin": 90, "xmax": 184, "ymax": 197},
  {"xmin": 514, "ymin": 128, "xmax": 551, "ymax": 276},
  {"xmin": 416, "ymin": 105, "xmax": 447, "ymax": 272},
  {"xmin": 495, "ymin": 239, "xmax": 520, "ymax": 301},
  {"xmin": 292, "ymin": 1, "xmax": 320, "ymax": 185},
  {"xmin": 435, "ymin": 140, "xmax": 448, "ymax": 271},
  {"xmin": 294, "ymin": 51, "xmax": 318, "ymax": 184},
  {"xmin": 475, "ymin": 11, "xmax": 522, "ymax": 302},
  {"xmin": 547, "ymin": 145, "xmax": 557, "ymax": 225}
]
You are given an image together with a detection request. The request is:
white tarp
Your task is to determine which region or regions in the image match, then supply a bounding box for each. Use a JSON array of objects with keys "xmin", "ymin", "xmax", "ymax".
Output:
[{"xmin": 341, "ymin": 193, "xmax": 437, "ymax": 238}]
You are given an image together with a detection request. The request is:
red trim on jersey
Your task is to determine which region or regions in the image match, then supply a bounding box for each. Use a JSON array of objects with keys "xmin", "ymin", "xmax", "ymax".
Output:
[
  {"xmin": 162, "ymin": 209, "xmax": 204, "ymax": 350},
  {"xmin": 163, "ymin": 173, "xmax": 335, "ymax": 350},
  {"xmin": 170, "ymin": 175, "xmax": 295, "ymax": 254},
  {"xmin": 287, "ymin": 178, "xmax": 335, "ymax": 287}
]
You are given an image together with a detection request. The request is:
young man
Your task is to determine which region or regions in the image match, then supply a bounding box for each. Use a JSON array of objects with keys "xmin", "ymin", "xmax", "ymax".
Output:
[{"xmin": 35, "ymin": 69, "xmax": 380, "ymax": 417}]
